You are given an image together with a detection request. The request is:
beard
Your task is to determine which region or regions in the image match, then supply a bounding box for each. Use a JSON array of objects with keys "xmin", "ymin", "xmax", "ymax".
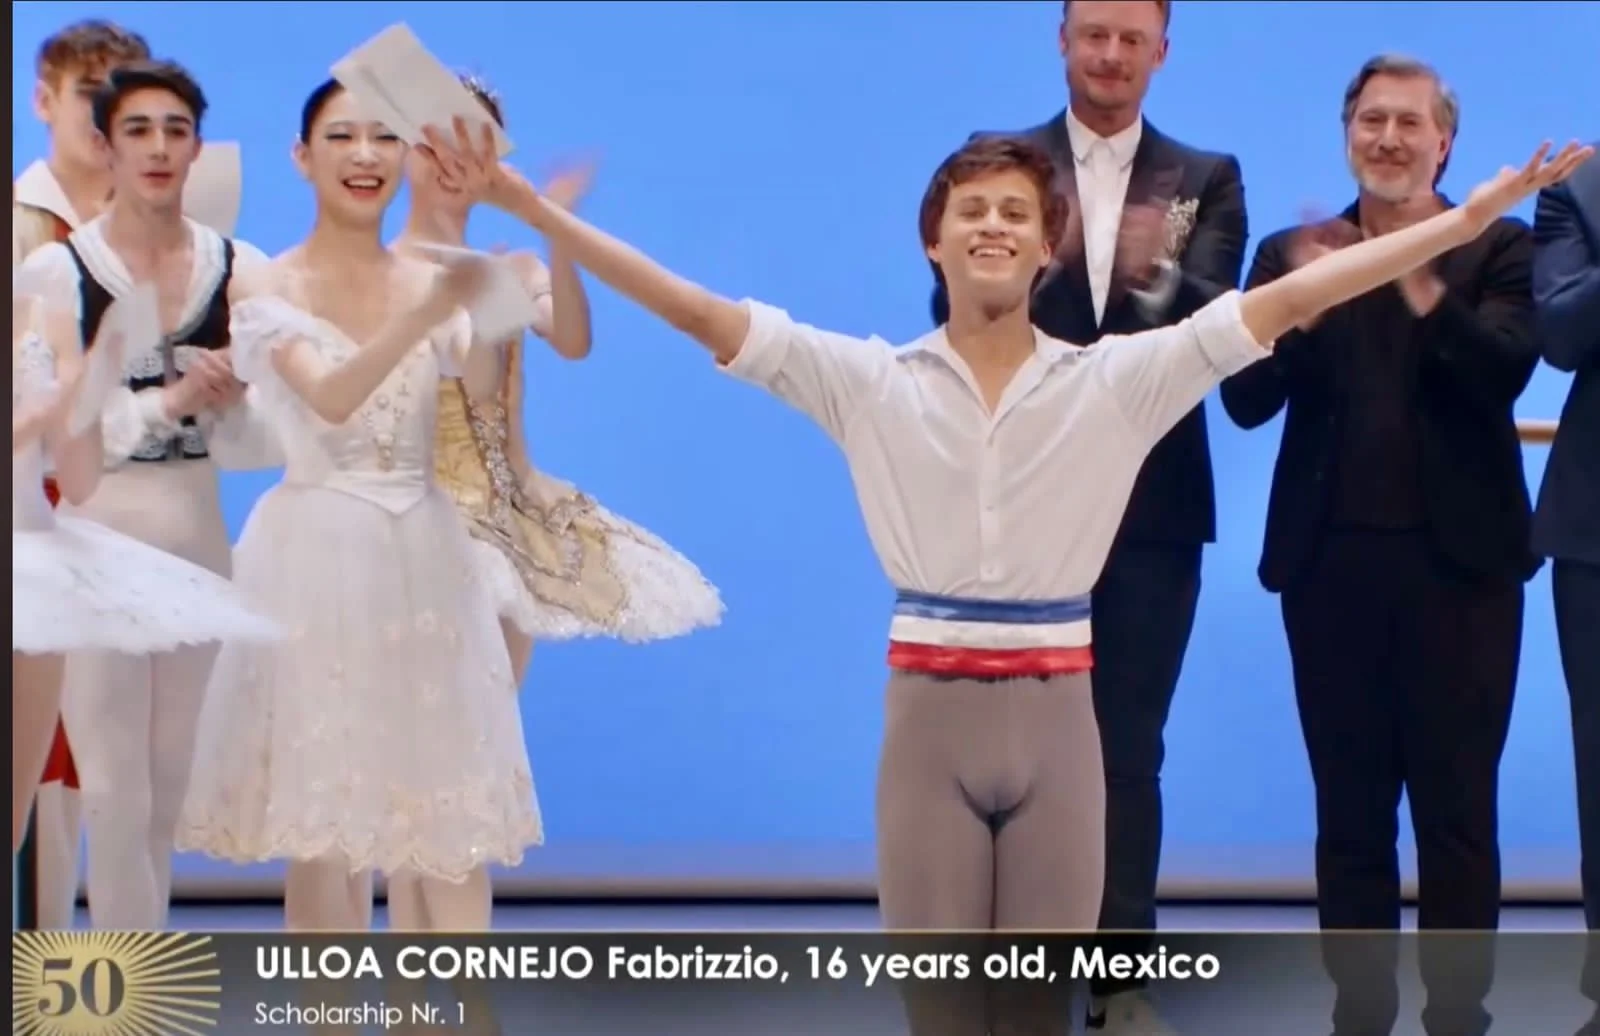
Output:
[{"xmin": 1346, "ymin": 146, "xmax": 1431, "ymax": 205}]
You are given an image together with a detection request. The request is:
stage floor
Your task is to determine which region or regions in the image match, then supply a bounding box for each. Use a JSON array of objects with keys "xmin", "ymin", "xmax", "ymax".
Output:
[
  {"xmin": 167, "ymin": 900, "xmax": 1585, "ymax": 931},
  {"xmin": 148, "ymin": 902, "xmax": 1593, "ymax": 1035}
]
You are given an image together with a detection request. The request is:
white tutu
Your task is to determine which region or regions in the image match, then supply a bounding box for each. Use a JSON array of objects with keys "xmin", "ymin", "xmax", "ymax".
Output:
[
  {"xmin": 11, "ymin": 323, "xmax": 281, "ymax": 656},
  {"xmin": 13, "ymin": 516, "xmax": 283, "ymax": 655},
  {"xmin": 177, "ymin": 295, "xmax": 542, "ymax": 882}
]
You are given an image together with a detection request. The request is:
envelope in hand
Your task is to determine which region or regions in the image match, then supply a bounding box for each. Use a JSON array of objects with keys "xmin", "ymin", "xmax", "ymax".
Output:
[
  {"xmin": 331, "ymin": 24, "xmax": 514, "ymax": 158},
  {"xmin": 411, "ymin": 243, "xmax": 540, "ymax": 345},
  {"xmin": 68, "ymin": 283, "xmax": 162, "ymax": 437}
]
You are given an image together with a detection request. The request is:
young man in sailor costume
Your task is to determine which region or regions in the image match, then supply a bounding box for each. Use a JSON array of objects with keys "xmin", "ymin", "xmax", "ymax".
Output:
[
  {"xmin": 16, "ymin": 58, "xmax": 282, "ymax": 931},
  {"xmin": 14, "ymin": 18, "xmax": 152, "ymax": 932}
]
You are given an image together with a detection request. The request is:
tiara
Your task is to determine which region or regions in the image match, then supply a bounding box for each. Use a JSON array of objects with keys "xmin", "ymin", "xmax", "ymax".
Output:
[{"xmin": 456, "ymin": 70, "xmax": 501, "ymax": 105}]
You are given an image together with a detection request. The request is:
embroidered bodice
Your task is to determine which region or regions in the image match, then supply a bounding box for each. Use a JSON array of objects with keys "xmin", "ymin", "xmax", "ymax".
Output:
[{"xmin": 231, "ymin": 296, "xmax": 466, "ymax": 516}]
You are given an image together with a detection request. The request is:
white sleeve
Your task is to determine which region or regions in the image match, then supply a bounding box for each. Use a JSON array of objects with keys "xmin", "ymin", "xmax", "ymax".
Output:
[
  {"xmin": 16, "ymin": 243, "xmax": 179, "ymax": 466},
  {"xmin": 717, "ymin": 300, "xmax": 896, "ymax": 443},
  {"xmin": 1093, "ymin": 290, "xmax": 1272, "ymax": 449}
]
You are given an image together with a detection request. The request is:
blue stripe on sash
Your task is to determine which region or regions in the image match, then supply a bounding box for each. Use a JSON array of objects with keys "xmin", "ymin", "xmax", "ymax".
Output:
[{"xmin": 892, "ymin": 590, "xmax": 1092, "ymax": 625}]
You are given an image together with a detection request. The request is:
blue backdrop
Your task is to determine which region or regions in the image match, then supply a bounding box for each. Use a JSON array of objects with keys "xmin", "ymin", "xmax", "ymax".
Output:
[{"xmin": 13, "ymin": 1, "xmax": 1595, "ymax": 895}]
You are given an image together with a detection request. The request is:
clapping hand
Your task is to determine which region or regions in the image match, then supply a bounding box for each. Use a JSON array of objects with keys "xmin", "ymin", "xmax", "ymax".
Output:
[
  {"xmin": 1284, "ymin": 210, "xmax": 1363, "ymax": 331},
  {"xmin": 1462, "ymin": 140, "xmax": 1593, "ymax": 232},
  {"xmin": 1286, "ymin": 208, "xmax": 1363, "ymax": 270},
  {"xmin": 417, "ymin": 252, "xmax": 497, "ymax": 327},
  {"xmin": 1034, "ymin": 201, "xmax": 1086, "ymax": 296},
  {"xmin": 186, "ymin": 349, "xmax": 247, "ymax": 410},
  {"xmin": 1115, "ymin": 202, "xmax": 1169, "ymax": 288},
  {"xmin": 542, "ymin": 161, "xmax": 596, "ymax": 212}
]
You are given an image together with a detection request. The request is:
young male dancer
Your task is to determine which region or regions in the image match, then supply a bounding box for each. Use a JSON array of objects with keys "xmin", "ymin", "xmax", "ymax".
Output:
[
  {"xmin": 431, "ymin": 116, "xmax": 1588, "ymax": 1026},
  {"xmin": 16, "ymin": 59, "xmax": 282, "ymax": 931},
  {"xmin": 14, "ymin": 18, "xmax": 152, "ymax": 932},
  {"xmin": 427, "ymin": 117, "xmax": 1586, "ymax": 1029}
]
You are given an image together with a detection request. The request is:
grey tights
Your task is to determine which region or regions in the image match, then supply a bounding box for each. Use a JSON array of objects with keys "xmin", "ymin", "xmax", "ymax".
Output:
[{"xmin": 876, "ymin": 670, "xmax": 1106, "ymax": 1035}]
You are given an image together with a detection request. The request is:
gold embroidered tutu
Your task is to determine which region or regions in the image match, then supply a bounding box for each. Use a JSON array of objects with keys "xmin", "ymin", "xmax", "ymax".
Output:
[{"xmin": 433, "ymin": 340, "xmax": 723, "ymax": 642}]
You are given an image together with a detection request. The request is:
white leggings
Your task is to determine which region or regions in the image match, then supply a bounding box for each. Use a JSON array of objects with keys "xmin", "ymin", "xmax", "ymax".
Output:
[
  {"xmin": 62, "ymin": 642, "xmax": 218, "ymax": 929},
  {"xmin": 58, "ymin": 460, "xmax": 232, "ymax": 931},
  {"xmin": 32, "ymin": 783, "xmax": 82, "ymax": 927}
]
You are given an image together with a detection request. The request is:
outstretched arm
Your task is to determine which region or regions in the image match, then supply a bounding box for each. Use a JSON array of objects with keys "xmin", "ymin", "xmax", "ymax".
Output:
[
  {"xmin": 1236, "ymin": 142, "xmax": 1593, "ymax": 347},
  {"xmin": 415, "ymin": 132, "xmax": 892, "ymax": 440},
  {"xmin": 508, "ymin": 189, "xmax": 751, "ymax": 365},
  {"xmin": 1218, "ymin": 234, "xmax": 1311, "ymax": 430},
  {"xmin": 1532, "ymin": 178, "xmax": 1600, "ymax": 371},
  {"xmin": 410, "ymin": 121, "xmax": 750, "ymax": 365}
]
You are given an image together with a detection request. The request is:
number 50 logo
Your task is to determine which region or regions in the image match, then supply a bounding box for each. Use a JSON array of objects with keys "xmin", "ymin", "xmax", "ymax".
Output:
[{"xmin": 13, "ymin": 932, "xmax": 221, "ymax": 1035}]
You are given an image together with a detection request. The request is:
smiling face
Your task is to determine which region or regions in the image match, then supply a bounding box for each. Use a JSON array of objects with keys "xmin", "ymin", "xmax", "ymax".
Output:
[
  {"xmin": 293, "ymin": 86, "xmax": 406, "ymax": 228},
  {"xmin": 1344, "ymin": 69, "xmax": 1454, "ymax": 205},
  {"xmin": 920, "ymin": 138, "xmax": 1064, "ymax": 320},
  {"xmin": 929, "ymin": 170, "xmax": 1054, "ymax": 312}
]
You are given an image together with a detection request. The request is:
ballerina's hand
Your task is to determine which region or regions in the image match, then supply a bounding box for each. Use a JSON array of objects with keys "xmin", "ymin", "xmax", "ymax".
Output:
[
  {"xmin": 420, "ymin": 117, "xmax": 533, "ymax": 212},
  {"xmin": 419, "ymin": 256, "xmax": 497, "ymax": 327},
  {"xmin": 542, "ymin": 161, "xmax": 596, "ymax": 212},
  {"xmin": 1462, "ymin": 140, "xmax": 1593, "ymax": 231}
]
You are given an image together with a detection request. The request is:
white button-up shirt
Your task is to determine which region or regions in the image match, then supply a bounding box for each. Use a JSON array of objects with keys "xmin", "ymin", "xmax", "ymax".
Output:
[
  {"xmin": 1064, "ymin": 109, "xmax": 1180, "ymax": 323},
  {"xmin": 1066, "ymin": 109, "xmax": 1142, "ymax": 322},
  {"xmin": 721, "ymin": 290, "xmax": 1268, "ymax": 610}
]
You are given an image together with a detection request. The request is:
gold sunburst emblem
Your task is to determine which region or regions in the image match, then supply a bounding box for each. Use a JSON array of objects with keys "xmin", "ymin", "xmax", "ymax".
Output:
[{"xmin": 13, "ymin": 931, "xmax": 222, "ymax": 1036}]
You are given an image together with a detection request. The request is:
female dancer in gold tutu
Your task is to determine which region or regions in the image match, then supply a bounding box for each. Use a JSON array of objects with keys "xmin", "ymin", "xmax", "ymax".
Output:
[
  {"xmin": 394, "ymin": 75, "xmax": 723, "ymax": 689},
  {"xmin": 381, "ymin": 77, "xmax": 722, "ymax": 951}
]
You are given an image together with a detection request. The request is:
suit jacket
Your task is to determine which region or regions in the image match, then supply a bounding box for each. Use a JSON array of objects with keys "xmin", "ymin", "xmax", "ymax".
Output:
[
  {"xmin": 1220, "ymin": 204, "xmax": 1542, "ymax": 592},
  {"xmin": 931, "ymin": 112, "xmax": 1248, "ymax": 547},
  {"xmin": 1530, "ymin": 153, "xmax": 1600, "ymax": 567}
]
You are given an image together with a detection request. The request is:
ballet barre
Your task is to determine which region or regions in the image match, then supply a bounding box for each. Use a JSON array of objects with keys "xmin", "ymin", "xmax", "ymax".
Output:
[{"xmin": 1517, "ymin": 418, "xmax": 1560, "ymax": 445}]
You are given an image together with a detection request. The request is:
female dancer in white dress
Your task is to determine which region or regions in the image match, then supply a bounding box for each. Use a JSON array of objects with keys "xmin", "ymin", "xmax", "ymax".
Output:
[
  {"xmin": 12, "ymin": 291, "xmax": 279, "ymax": 852},
  {"xmin": 177, "ymin": 80, "xmax": 541, "ymax": 935},
  {"xmin": 395, "ymin": 74, "xmax": 722, "ymax": 682}
]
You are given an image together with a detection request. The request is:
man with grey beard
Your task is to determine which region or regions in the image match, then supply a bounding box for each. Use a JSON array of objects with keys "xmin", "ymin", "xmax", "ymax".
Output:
[{"xmin": 1221, "ymin": 54, "xmax": 1539, "ymax": 1036}]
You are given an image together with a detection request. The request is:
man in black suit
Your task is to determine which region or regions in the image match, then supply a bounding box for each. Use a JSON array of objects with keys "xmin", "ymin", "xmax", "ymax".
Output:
[
  {"xmin": 1531, "ymin": 149, "xmax": 1600, "ymax": 1036},
  {"xmin": 1221, "ymin": 55, "xmax": 1541, "ymax": 1036},
  {"xmin": 931, "ymin": 3, "xmax": 1246, "ymax": 1031}
]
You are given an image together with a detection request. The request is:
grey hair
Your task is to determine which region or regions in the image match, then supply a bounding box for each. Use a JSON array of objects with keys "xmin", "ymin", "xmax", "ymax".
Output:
[{"xmin": 1341, "ymin": 53, "xmax": 1459, "ymax": 182}]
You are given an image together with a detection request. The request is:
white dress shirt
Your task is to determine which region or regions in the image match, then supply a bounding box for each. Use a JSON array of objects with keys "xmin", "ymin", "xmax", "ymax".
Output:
[
  {"xmin": 1064, "ymin": 109, "xmax": 1179, "ymax": 324},
  {"xmin": 721, "ymin": 291, "xmax": 1269, "ymax": 616}
]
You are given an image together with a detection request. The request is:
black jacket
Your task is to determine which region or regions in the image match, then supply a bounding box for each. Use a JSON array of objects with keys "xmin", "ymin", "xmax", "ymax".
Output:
[{"xmin": 1220, "ymin": 206, "xmax": 1542, "ymax": 591}]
